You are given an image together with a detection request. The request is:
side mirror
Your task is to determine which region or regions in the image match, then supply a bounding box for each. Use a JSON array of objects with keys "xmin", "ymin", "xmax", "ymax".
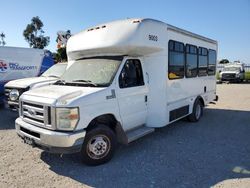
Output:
[
  {"xmin": 119, "ymin": 71, "xmax": 127, "ymax": 88},
  {"xmin": 121, "ymin": 72, "xmax": 126, "ymax": 79}
]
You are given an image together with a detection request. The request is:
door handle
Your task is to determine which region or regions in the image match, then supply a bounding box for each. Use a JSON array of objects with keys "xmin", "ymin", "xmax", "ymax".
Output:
[
  {"xmin": 145, "ymin": 95, "xmax": 148, "ymax": 102},
  {"xmin": 204, "ymin": 86, "xmax": 207, "ymax": 93}
]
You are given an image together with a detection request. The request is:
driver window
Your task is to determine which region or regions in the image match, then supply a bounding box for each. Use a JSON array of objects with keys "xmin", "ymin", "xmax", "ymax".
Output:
[{"xmin": 119, "ymin": 59, "xmax": 144, "ymax": 88}]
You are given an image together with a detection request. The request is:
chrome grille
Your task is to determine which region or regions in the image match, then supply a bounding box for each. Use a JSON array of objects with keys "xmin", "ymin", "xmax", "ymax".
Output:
[
  {"xmin": 21, "ymin": 101, "xmax": 54, "ymax": 130},
  {"xmin": 222, "ymin": 73, "xmax": 236, "ymax": 79}
]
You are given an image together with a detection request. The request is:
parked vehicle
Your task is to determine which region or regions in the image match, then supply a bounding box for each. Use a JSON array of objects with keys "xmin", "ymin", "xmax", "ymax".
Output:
[
  {"xmin": 5, "ymin": 63, "xmax": 67, "ymax": 110},
  {"xmin": 0, "ymin": 47, "xmax": 54, "ymax": 105},
  {"xmin": 219, "ymin": 62, "xmax": 245, "ymax": 82},
  {"xmin": 15, "ymin": 18, "xmax": 218, "ymax": 165}
]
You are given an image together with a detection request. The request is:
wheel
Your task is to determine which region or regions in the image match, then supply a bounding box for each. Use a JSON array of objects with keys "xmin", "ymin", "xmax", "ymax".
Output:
[
  {"xmin": 81, "ymin": 124, "xmax": 117, "ymax": 166},
  {"xmin": 188, "ymin": 99, "xmax": 203, "ymax": 122}
]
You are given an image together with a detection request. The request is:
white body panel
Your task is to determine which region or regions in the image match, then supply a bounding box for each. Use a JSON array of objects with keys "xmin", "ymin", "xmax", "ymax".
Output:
[
  {"xmin": 0, "ymin": 46, "xmax": 53, "ymax": 104},
  {"xmin": 0, "ymin": 47, "xmax": 50, "ymax": 82},
  {"xmin": 114, "ymin": 57, "xmax": 149, "ymax": 131}
]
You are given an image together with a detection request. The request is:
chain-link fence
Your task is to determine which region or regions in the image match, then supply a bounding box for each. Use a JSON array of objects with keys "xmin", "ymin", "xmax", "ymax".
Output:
[{"xmin": 217, "ymin": 65, "xmax": 250, "ymax": 72}]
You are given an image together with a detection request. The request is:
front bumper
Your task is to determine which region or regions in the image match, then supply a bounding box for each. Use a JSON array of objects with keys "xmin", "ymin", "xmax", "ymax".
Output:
[
  {"xmin": 221, "ymin": 78, "xmax": 238, "ymax": 81},
  {"xmin": 221, "ymin": 74, "xmax": 239, "ymax": 81},
  {"xmin": 15, "ymin": 117, "xmax": 86, "ymax": 154}
]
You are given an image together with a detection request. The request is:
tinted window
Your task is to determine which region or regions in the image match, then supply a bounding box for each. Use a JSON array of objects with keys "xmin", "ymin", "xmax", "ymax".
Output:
[
  {"xmin": 119, "ymin": 59, "xmax": 144, "ymax": 88},
  {"xmin": 185, "ymin": 44, "xmax": 198, "ymax": 78},
  {"xmin": 208, "ymin": 49, "xmax": 216, "ymax": 75},
  {"xmin": 198, "ymin": 47, "xmax": 208, "ymax": 76},
  {"xmin": 168, "ymin": 40, "xmax": 185, "ymax": 79}
]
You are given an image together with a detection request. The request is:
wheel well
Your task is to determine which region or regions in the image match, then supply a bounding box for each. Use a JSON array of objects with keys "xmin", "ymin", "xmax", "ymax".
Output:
[
  {"xmin": 86, "ymin": 114, "xmax": 128, "ymax": 144},
  {"xmin": 86, "ymin": 114, "xmax": 118, "ymax": 132},
  {"xmin": 197, "ymin": 96, "xmax": 205, "ymax": 107}
]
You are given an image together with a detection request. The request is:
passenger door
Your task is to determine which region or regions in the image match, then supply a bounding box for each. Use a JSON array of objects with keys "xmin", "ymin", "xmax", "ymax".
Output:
[{"xmin": 116, "ymin": 58, "xmax": 148, "ymax": 131}]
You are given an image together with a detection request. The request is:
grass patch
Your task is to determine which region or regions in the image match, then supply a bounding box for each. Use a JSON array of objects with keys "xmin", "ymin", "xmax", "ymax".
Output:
[
  {"xmin": 216, "ymin": 72, "xmax": 220, "ymax": 80},
  {"xmin": 245, "ymin": 72, "xmax": 250, "ymax": 80}
]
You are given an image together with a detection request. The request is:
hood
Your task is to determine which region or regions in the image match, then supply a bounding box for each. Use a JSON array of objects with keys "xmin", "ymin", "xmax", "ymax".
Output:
[
  {"xmin": 5, "ymin": 76, "xmax": 57, "ymax": 88},
  {"xmin": 23, "ymin": 85, "xmax": 106, "ymax": 105}
]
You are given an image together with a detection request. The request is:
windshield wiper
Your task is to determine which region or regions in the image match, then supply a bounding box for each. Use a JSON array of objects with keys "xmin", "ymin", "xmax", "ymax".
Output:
[
  {"xmin": 48, "ymin": 75, "xmax": 60, "ymax": 78},
  {"xmin": 72, "ymin": 79, "xmax": 97, "ymax": 86},
  {"xmin": 54, "ymin": 79, "xmax": 66, "ymax": 85}
]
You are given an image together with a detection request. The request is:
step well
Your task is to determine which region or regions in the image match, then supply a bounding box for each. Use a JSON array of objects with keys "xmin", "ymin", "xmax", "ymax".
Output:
[{"xmin": 126, "ymin": 126, "xmax": 155, "ymax": 143}]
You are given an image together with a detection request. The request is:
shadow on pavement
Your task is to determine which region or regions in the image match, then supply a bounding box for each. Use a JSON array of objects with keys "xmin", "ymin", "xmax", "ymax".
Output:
[
  {"xmin": 0, "ymin": 107, "xmax": 18, "ymax": 130},
  {"xmin": 40, "ymin": 108, "xmax": 250, "ymax": 188}
]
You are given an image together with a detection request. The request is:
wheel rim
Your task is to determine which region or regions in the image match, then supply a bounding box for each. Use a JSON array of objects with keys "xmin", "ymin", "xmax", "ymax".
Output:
[
  {"xmin": 86, "ymin": 134, "xmax": 111, "ymax": 160},
  {"xmin": 195, "ymin": 103, "xmax": 201, "ymax": 119}
]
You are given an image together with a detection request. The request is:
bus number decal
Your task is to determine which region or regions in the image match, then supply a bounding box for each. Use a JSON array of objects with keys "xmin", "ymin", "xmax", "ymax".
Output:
[{"xmin": 149, "ymin": 35, "xmax": 158, "ymax": 42}]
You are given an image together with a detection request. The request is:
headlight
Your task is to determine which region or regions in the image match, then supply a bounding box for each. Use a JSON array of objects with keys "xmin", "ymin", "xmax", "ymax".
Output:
[
  {"xmin": 56, "ymin": 107, "xmax": 79, "ymax": 131},
  {"xmin": 9, "ymin": 89, "xmax": 19, "ymax": 101}
]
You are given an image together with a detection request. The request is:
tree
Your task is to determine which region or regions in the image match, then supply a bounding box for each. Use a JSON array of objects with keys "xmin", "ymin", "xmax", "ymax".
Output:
[
  {"xmin": 56, "ymin": 30, "xmax": 71, "ymax": 48},
  {"xmin": 0, "ymin": 32, "xmax": 6, "ymax": 46},
  {"xmin": 23, "ymin": 16, "xmax": 50, "ymax": 49},
  {"xmin": 219, "ymin": 59, "xmax": 229, "ymax": 64},
  {"xmin": 53, "ymin": 47, "xmax": 67, "ymax": 62},
  {"xmin": 54, "ymin": 30, "xmax": 71, "ymax": 62}
]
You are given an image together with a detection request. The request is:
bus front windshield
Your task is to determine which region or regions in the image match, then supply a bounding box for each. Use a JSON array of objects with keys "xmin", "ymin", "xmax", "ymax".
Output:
[{"xmin": 58, "ymin": 57, "xmax": 122, "ymax": 87}]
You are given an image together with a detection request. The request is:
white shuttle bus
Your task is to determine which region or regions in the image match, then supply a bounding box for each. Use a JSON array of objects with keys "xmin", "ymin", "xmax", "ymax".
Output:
[{"xmin": 15, "ymin": 18, "xmax": 218, "ymax": 165}]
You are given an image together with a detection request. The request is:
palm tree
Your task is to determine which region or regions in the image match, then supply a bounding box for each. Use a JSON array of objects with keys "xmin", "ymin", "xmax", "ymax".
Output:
[{"xmin": 0, "ymin": 32, "xmax": 6, "ymax": 46}]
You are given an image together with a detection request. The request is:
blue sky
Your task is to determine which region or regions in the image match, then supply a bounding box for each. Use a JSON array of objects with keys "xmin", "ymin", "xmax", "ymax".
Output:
[{"xmin": 1, "ymin": 0, "xmax": 250, "ymax": 63}]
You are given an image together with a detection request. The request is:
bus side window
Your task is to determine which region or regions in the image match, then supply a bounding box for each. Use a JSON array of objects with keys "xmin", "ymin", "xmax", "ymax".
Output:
[
  {"xmin": 168, "ymin": 40, "xmax": 185, "ymax": 79},
  {"xmin": 198, "ymin": 47, "xmax": 208, "ymax": 76},
  {"xmin": 208, "ymin": 49, "xmax": 216, "ymax": 75},
  {"xmin": 185, "ymin": 44, "xmax": 198, "ymax": 78}
]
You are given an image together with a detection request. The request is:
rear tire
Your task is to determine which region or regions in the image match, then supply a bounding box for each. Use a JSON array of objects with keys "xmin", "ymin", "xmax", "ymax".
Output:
[
  {"xmin": 81, "ymin": 124, "xmax": 117, "ymax": 166},
  {"xmin": 188, "ymin": 99, "xmax": 203, "ymax": 122}
]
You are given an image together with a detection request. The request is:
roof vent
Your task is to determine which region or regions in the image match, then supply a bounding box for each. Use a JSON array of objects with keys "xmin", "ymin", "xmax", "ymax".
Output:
[
  {"xmin": 87, "ymin": 28, "xmax": 94, "ymax": 32},
  {"xmin": 87, "ymin": 25, "xmax": 106, "ymax": 32},
  {"xmin": 133, "ymin": 20, "xmax": 141, "ymax": 23}
]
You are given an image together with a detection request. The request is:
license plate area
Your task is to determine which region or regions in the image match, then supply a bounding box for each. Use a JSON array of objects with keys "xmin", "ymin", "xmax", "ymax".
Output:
[
  {"xmin": 20, "ymin": 126, "xmax": 40, "ymax": 138},
  {"xmin": 24, "ymin": 136, "xmax": 35, "ymax": 146}
]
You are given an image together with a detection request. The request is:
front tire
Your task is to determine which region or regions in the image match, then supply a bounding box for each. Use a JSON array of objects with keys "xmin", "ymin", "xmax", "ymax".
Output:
[
  {"xmin": 188, "ymin": 99, "xmax": 203, "ymax": 122},
  {"xmin": 81, "ymin": 124, "xmax": 117, "ymax": 166}
]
